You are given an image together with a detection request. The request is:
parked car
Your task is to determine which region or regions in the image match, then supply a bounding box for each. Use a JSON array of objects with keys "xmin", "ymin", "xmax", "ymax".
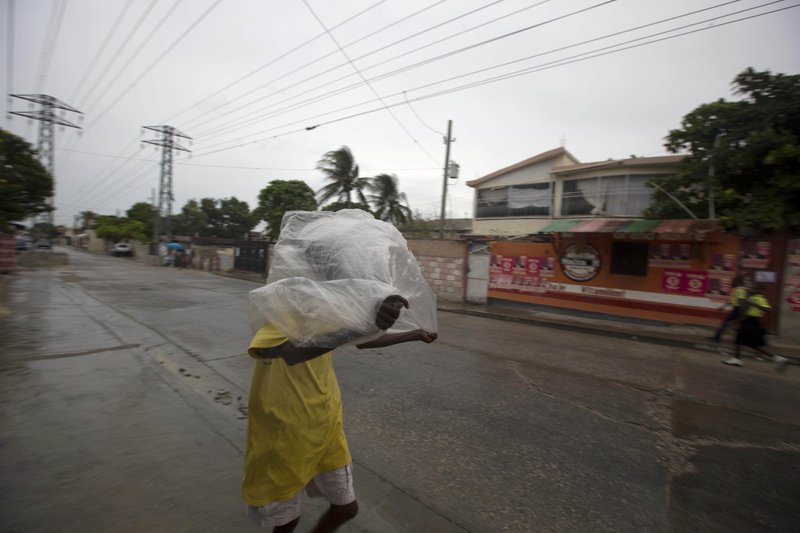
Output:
[
  {"xmin": 35, "ymin": 239, "xmax": 52, "ymax": 249},
  {"xmin": 16, "ymin": 237, "xmax": 32, "ymax": 251},
  {"xmin": 111, "ymin": 243, "xmax": 132, "ymax": 257}
]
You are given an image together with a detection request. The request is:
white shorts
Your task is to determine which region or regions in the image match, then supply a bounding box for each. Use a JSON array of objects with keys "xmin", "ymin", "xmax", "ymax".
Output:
[{"xmin": 246, "ymin": 463, "xmax": 355, "ymax": 528}]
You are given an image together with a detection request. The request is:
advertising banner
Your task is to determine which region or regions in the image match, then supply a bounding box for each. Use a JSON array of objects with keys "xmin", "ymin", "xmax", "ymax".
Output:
[
  {"xmin": 663, "ymin": 270, "xmax": 708, "ymax": 296},
  {"xmin": 649, "ymin": 243, "xmax": 693, "ymax": 268}
]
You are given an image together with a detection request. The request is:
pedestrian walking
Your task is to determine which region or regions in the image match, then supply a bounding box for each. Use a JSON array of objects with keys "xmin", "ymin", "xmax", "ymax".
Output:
[
  {"xmin": 722, "ymin": 283, "xmax": 789, "ymax": 371},
  {"xmin": 712, "ymin": 275, "xmax": 749, "ymax": 342},
  {"xmin": 243, "ymin": 210, "xmax": 437, "ymax": 532}
]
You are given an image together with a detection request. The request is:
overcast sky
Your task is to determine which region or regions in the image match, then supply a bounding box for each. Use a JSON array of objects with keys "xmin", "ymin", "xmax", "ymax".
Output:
[{"xmin": 3, "ymin": 0, "xmax": 799, "ymax": 227}]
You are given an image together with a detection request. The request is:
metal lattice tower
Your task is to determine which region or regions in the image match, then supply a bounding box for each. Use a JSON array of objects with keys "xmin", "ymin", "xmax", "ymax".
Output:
[
  {"xmin": 9, "ymin": 93, "xmax": 82, "ymax": 225},
  {"xmin": 142, "ymin": 125, "xmax": 191, "ymax": 243}
]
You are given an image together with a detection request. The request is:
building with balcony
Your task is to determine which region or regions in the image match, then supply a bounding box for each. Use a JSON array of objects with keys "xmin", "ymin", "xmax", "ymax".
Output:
[{"xmin": 467, "ymin": 147, "xmax": 685, "ymax": 237}]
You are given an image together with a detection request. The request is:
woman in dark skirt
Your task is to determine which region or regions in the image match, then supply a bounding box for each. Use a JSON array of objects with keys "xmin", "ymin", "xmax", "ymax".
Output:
[{"xmin": 723, "ymin": 283, "xmax": 789, "ymax": 371}]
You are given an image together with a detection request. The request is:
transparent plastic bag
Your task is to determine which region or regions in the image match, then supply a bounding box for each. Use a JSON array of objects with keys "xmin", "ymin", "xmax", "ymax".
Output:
[{"xmin": 249, "ymin": 209, "xmax": 437, "ymax": 347}]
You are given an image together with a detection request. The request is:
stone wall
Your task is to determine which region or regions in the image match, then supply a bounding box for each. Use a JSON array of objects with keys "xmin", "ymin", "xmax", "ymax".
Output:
[{"xmin": 407, "ymin": 239, "xmax": 467, "ymax": 302}]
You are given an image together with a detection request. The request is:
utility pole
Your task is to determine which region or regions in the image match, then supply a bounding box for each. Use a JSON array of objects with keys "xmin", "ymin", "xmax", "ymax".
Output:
[
  {"xmin": 8, "ymin": 93, "xmax": 82, "ymax": 225},
  {"xmin": 439, "ymin": 120, "xmax": 456, "ymax": 239},
  {"xmin": 142, "ymin": 125, "xmax": 191, "ymax": 246}
]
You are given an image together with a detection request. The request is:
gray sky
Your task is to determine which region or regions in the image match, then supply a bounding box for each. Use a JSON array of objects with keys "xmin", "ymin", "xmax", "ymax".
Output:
[{"xmin": 3, "ymin": 0, "xmax": 799, "ymax": 227}]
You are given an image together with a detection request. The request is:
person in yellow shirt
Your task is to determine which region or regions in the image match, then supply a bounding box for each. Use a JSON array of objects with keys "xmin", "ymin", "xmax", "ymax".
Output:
[
  {"xmin": 722, "ymin": 283, "xmax": 788, "ymax": 371},
  {"xmin": 244, "ymin": 296, "xmax": 436, "ymax": 532},
  {"xmin": 712, "ymin": 275, "xmax": 748, "ymax": 342}
]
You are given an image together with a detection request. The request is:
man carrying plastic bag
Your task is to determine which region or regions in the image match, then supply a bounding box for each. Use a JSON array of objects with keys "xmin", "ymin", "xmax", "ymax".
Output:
[{"xmin": 243, "ymin": 209, "xmax": 437, "ymax": 532}]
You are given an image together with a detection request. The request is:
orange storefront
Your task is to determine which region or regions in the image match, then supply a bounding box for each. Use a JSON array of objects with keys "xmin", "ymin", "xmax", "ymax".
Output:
[{"xmin": 488, "ymin": 219, "xmax": 749, "ymax": 327}]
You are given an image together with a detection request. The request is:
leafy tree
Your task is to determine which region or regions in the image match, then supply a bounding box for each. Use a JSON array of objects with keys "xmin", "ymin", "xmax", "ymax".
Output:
[
  {"xmin": 95, "ymin": 215, "xmax": 147, "ymax": 242},
  {"xmin": 316, "ymin": 146, "xmax": 369, "ymax": 208},
  {"xmin": 173, "ymin": 197, "xmax": 255, "ymax": 238},
  {"xmin": 31, "ymin": 222, "xmax": 57, "ymax": 240},
  {"xmin": 172, "ymin": 199, "xmax": 209, "ymax": 237},
  {"xmin": 126, "ymin": 202, "xmax": 156, "ymax": 240},
  {"xmin": 368, "ymin": 173, "xmax": 412, "ymax": 225},
  {"xmin": 397, "ymin": 210, "xmax": 435, "ymax": 238},
  {"xmin": 0, "ymin": 129, "xmax": 53, "ymax": 231},
  {"xmin": 78, "ymin": 210, "xmax": 97, "ymax": 230},
  {"xmin": 214, "ymin": 196, "xmax": 256, "ymax": 238},
  {"xmin": 320, "ymin": 201, "xmax": 371, "ymax": 213},
  {"xmin": 255, "ymin": 180, "xmax": 317, "ymax": 241},
  {"xmin": 647, "ymin": 68, "xmax": 800, "ymax": 233}
]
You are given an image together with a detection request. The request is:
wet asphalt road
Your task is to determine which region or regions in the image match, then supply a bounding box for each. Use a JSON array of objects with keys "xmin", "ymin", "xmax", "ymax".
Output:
[{"xmin": 1, "ymin": 248, "xmax": 798, "ymax": 532}]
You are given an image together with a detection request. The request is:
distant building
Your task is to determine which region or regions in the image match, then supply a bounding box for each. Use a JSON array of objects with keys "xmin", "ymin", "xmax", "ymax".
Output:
[{"xmin": 467, "ymin": 147, "xmax": 685, "ymax": 237}]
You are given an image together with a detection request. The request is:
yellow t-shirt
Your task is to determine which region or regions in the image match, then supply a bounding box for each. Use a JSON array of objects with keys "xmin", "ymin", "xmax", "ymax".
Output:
[
  {"xmin": 729, "ymin": 286, "xmax": 747, "ymax": 306},
  {"xmin": 241, "ymin": 324, "xmax": 351, "ymax": 506},
  {"xmin": 745, "ymin": 294, "xmax": 770, "ymax": 318}
]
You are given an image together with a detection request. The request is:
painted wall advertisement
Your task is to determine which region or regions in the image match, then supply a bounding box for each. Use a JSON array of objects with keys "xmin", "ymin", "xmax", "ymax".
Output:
[
  {"xmin": 740, "ymin": 241, "xmax": 771, "ymax": 269},
  {"xmin": 489, "ymin": 254, "xmax": 555, "ymax": 294},
  {"xmin": 786, "ymin": 240, "xmax": 800, "ymax": 312},
  {"xmin": 649, "ymin": 243, "xmax": 692, "ymax": 268},
  {"xmin": 706, "ymin": 253, "xmax": 737, "ymax": 302},
  {"xmin": 662, "ymin": 270, "xmax": 708, "ymax": 296}
]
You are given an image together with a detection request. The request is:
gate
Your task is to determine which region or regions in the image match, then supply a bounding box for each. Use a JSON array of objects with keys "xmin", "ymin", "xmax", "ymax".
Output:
[
  {"xmin": 466, "ymin": 242, "xmax": 490, "ymax": 304},
  {"xmin": 234, "ymin": 241, "xmax": 268, "ymax": 274}
]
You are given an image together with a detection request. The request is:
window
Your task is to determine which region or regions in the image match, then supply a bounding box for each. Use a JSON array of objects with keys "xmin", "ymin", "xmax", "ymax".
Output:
[
  {"xmin": 610, "ymin": 242, "xmax": 649, "ymax": 276},
  {"xmin": 560, "ymin": 175, "xmax": 662, "ymax": 217},
  {"xmin": 476, "ymin": 183, "xmax": 552, "ymax": 218}
]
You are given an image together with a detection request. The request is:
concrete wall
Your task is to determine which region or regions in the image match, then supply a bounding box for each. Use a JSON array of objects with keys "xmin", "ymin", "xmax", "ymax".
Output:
[{"xmin": 407, "ymin": 239, "xmax": 467, "ymax": 302}]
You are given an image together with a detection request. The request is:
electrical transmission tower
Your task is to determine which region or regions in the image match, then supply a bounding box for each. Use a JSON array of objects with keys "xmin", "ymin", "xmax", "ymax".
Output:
[
  {"xmin": 8, "ymin": 93, "xmax": 82, "ymax": 225},
  {"xmin": 142, "ymin": 125, "xmax": 191, "ymax": 244}
]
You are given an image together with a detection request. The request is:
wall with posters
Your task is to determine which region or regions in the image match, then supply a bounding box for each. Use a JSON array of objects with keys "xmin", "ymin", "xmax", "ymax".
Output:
[
  {"xmin": 489, "ymin": 232, "xmax": 743, "ymax": 327},
  {"xmin": 782, "ymin": 239, "xmax": 800, "ymax": 344}
]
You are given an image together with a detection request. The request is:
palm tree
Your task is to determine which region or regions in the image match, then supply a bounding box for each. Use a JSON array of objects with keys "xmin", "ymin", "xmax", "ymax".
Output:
[
  {"xmin": 316, "ymin": 146, "xmax": 369, "ymax": 208},
  {"xmin": 368, "ymin": 173, "xmax": 412, "ymax": 225},
  {"xmin": 79, "ymin": 210, "xmax": 97, "ymax": 230}
]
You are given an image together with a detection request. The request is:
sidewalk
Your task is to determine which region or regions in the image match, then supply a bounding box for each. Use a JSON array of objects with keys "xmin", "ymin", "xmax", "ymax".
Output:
[{"xmin": 215, "ymin": 270, "xmax": 800, "ymax": 360}]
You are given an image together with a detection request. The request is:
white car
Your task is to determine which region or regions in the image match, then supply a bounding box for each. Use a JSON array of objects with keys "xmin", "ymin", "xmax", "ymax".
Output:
[{"xmin": 111, "ymin": 243, "xmax": 132, "ymax": 256}]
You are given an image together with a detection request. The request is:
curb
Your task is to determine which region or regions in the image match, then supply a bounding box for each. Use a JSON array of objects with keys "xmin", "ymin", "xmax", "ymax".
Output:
[{"xmin": 438, "ymin": 306, "xmax": 800, "ymax": 363}]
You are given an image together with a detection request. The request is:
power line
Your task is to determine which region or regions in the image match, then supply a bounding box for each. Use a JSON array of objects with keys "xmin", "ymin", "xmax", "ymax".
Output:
[
  {"xmin": 69, "ymin": 0, "xmax": 135, "ymax": 103},
  {"xmin": 5, "ymin": 0, "xmax": 14, "ymax": 114},
  {"xmin": 85, "ymin": 0, "xmax": 223, "ymax": 128},
  {"xmin": 191, "ymin": 0, "xmax": 613, "ymax": 147},
  {"xmin": 180, "ymin": 0, "xmax": 453, "ymax": 132},
  {"xmin": 301, "ymin": 0, "xmax": 440, "ymax": 165},
  {"xmin": 78, "ymin": 0, "xmax": 159, "ymax": 109},
  {"xmin": 164, "ymin": 0, "xmax": 393, "ymax": 126},
  {"xmin": 188, "ymin": 2, "xmax": 793, "ymax": 160},
  {"xmin": 187, "ymin": 0, "xmax": 507, "ymax": 137},
  {"xmin": 34, "ymin": 0, "xmax": 68, "ymax": 92},
  {"xmin": 88, "ymin": 0, "xmax": 185, "ymax": 114}
]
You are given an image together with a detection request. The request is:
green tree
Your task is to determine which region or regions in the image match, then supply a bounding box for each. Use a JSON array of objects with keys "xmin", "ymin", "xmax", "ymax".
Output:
[
  {"xmin": 126, "ymin": 202, "xmax": 156, "ymax": 240},
  {"xmin": 172, "ymin": 199, "xmax": 209, "ymax": 237},
  {"xmin": 316, "ymin": 146, "xmax": 369, "ymax": 208},
  {"xmin": 214, "ymin": 196, "xmax": 256, "ymax": 238},
  {"xmin": 255, "ymin": 180, "xmax": 317, "ymax": 241},
  {"xmin": 0, "ymin": 129, "xmax": 53, "ymax": 231},
  {"xmin": 647, "ymin": 68, "xmax": 800, "ymax": 233},
  {"xmin": 368, "ymin": 173, "xmax": 412, "ymax": 225},
  {"xmin": 320, "ymin": 201, "xmax": 371, "ymax": 213},
  {"xmin": 397, "ymin": 210, "xmax": 435, "ymax": 238},
  {"xmin": 78, "ymin": 210, "xmax": 97, "ymax": 230},
  {"xmin": 95, "ymin": 215, "xmax": 147, "ymax": 242}
]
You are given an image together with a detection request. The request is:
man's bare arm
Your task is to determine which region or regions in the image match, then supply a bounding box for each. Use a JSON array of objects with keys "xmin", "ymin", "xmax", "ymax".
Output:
[{"xmin": 356, "ymin": 329, "xmax": 437, "ymax": 349}]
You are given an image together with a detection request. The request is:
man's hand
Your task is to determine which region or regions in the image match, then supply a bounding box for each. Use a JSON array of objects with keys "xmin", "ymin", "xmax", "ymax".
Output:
[
  {"xmin": 376, "ymin": 295, "xmax": 409, "ymax": 330},
  {"xmin": 418, "ymin": 330, "xmax": 437, "ymax": 343}
]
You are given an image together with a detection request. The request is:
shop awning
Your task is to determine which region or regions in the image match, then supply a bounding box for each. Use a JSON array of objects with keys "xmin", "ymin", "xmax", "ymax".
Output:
[
  {"xmin": 570, "ymin": 219, "xmax": 629, "ymax": 233},
  {"xmin": 538, "ymin": 219, "xmax": 582, "ymax": 232},
  {"xmin": 653, "ymin": 219, "xmax": 719, "ymax": 235},
  {"xmin": 614, "ymin": 219, "xmax": 661, "ymax": 233}
]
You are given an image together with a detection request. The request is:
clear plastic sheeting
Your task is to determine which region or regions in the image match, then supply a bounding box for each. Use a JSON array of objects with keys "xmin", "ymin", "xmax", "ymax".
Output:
[{"xmin": 249, "ymin": 209, "xmax": 438, "ymax": 347}]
